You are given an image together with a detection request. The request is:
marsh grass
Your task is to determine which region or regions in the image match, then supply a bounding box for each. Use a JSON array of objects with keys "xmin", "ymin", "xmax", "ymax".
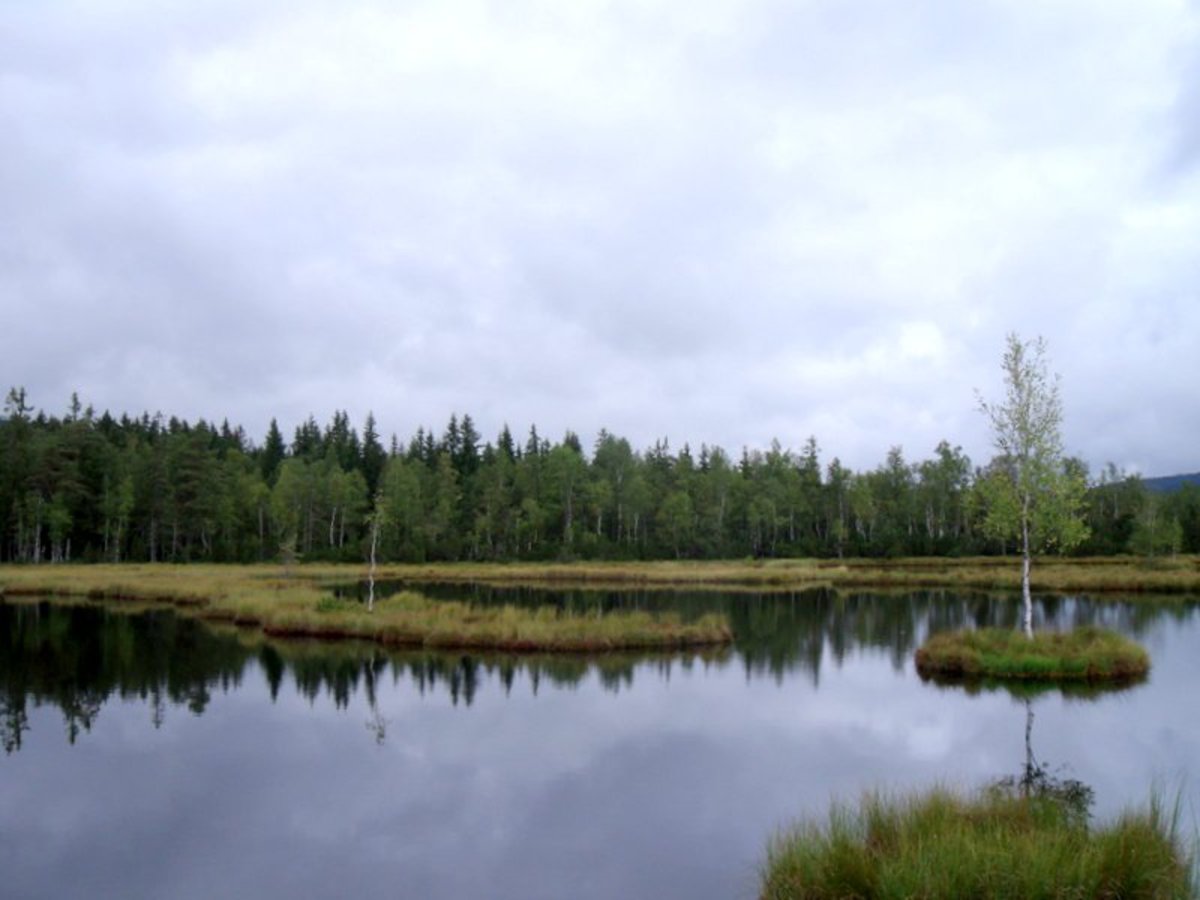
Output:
[
  {"xmin": 1, "ymin": 558, "xmax": 1193, "ymax": 652},
  {"xmin": 2, "ymin": 557, "xmax": 1198, "ymax": 597},
  {"xmin": 914, "ymin": 626, "xmax": 1150, "ymax": 681},
  {"xmin": 0, "ymin": 564, "xmax": 732, "ymax": 652},
  {"xmin": 762, "ymin": 787, "xmax": 1195, "ymax": 900},
  {"xmin": 304, "ymin": 556, "xmax": 1200, "ymax": 594}
]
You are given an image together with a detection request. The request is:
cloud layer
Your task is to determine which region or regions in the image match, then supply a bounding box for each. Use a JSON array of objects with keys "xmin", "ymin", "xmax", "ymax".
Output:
[{"xmin": 3, "ymin": 0, "xmax": 1198, "ymax": 474}]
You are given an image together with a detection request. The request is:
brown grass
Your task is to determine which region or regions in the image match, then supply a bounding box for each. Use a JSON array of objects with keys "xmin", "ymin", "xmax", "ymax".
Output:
[{"xmin": 309, "ymin": 556, "xmax": 1200, "ymax": 594}]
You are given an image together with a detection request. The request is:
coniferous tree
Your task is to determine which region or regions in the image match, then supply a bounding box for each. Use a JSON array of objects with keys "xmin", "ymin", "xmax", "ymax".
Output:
[
  {"xmin": 260, "ymin": 419, "xmax": 286, "ymax": 486},
  {"xmin": 0, "ymin": 386, "xmax": 1182, "ymax": 565},
  {"xmin": 361, "ymin": 413, "xmax": 386, "ymax": 497}
]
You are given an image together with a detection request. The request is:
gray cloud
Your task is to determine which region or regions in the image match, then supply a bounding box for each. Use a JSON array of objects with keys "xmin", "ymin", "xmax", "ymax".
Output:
[{"xmin": 2, "ymin": 0, "xmax": 1198, "ymax": 474}]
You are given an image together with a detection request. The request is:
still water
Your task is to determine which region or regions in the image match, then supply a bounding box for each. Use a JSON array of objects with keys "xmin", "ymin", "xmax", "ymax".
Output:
[{"xmin": 2, "ymin": 588, "xmax": 1198, "ymax": 900}]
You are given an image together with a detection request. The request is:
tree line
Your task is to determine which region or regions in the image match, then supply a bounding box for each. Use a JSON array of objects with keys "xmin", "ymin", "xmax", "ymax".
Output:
[{"xmin": 1, "ymin": 387, "xmax": 1195, "ymax": 565}]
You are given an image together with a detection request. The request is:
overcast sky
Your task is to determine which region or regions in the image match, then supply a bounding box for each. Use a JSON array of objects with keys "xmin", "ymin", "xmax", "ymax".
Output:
[{"xmin": 3, "ymin": 0, "xmax": 1198, "ymax": 476}]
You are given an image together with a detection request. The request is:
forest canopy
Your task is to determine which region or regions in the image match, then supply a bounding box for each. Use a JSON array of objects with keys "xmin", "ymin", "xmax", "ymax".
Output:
[{"xmin": 1, "ymin": 388, "xmax": 1195, "ymax": 565}]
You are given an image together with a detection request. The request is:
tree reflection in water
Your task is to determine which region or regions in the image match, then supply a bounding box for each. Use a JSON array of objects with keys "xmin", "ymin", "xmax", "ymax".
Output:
[
  {"xmin": 1, "ymin": 589, "xmax": 1192, "ymax": 750},
  {"xmin": 990, "ymin": 696, "xmax": 1094, "ymax": 826}
]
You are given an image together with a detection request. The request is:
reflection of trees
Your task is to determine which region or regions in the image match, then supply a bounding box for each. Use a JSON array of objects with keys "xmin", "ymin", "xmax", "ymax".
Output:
[
  {"xmin": 992, "ymin": 697, "xmax": 1094, "ymax": 826},
  {"xmin": 1, "ymin": 695, "xmax": 28, "ymax": 754},
  {"xmin": 919, "ymin": 668, "xmax": 1127, "ymax": 825},
  {"xmin": 0, "ymin": 601, "xmax": 249, "ymax": 752},
  {"xmin": 917, "ymin": 662, "xmax": 1147, "ymax": 702},
  {"xmin": 363, "ymin": 662, "xmax": 388, "ymax": 745},
  {"xmin": 282, "ymin": 643, "xmax": 729, "ymax": 711},
  {"xmin": 0, "ymin": 600, "xmax": 734, "ymax": 750},
  {"xmin": 2, "ymin": 589, "xmax": 1194, "ymax": 750}
]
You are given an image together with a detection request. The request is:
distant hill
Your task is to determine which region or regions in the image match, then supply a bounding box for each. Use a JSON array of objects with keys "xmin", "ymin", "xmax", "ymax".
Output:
[{"xmin": 1144, "ymin": 472, "xmax": 1200, "ymax": 493}]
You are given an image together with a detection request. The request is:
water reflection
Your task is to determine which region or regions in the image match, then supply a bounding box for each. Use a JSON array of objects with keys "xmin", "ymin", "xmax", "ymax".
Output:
[
  {"xmin": 0, "ymin": 600, "xmax": 246, "ymax": 752},
  {"xmin": 923, "ymin": 665, "xmax": 1110, "ymax": 824},
  {"xmin": 2, "ymin": 589, "xmax": 1197, "ymax": 751},
  {"xmin": 0, "ymin": 599, "xmax": 730, "ymax": 750},
  {"xmin": 990, "ymin": 698, "xmax": 1095, "ymax": 825},
  {"xmin": 2, "ymin": 591, "xmax": 1198, "ymax": 900},
  {"xmin": 916, "ymin": 667, "xmax": 1148, "ymax": 701},
  {"xmin": 343, "ymin": 581, "xmax": 1196, "ymax": 683},
  {"xmin": 917, "ymin": 652, "xmax": 1144, "ymax": 822}
]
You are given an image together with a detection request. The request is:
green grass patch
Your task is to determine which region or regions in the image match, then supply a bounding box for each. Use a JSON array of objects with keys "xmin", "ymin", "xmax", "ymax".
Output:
[
  {"xmin": 914, "ymin": 626, "xmax": 1150, "ymax": 682},
  {"xmin": 762, "ymin": 786, "xmax": 1195, "ymax": 900}
]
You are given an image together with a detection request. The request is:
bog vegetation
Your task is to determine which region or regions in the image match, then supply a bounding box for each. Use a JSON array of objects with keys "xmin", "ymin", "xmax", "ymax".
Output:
[
  {"xmin": 0, "ymin": 565, "xmax": 732, "ymax": 652},
  {"xmin": 761, "ymin": 786, "xmax": 1195, "ymax": 900},
  {"xmin": 914, "ymin": 626, "xmax": 1150, "ymax": 681},
  {"xmin": 1, "ymin": 386, "xmax": 1196, "ymax": 566}
]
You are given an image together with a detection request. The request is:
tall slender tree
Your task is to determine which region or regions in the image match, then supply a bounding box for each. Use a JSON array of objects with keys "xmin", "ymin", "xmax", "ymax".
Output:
[{"xmin": 977, "ymin": 334, "xmax": 1089, "ymax": 637}]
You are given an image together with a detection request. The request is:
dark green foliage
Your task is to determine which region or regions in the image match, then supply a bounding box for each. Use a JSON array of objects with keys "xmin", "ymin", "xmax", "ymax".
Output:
[
  {"xmin": 360, "ymin": 412, "xmax": 386, "ymax": 497},
  {"xmin": 260, "ymin": 419, "xmax": 286, "ymax": 486},
  {"xmin": 1163, "ymin": 484, "xmax": 1200, "ymax": 553},
  {"xmin": 0, "ymin": 387, "xmax": 1193, "ymax": 564}
]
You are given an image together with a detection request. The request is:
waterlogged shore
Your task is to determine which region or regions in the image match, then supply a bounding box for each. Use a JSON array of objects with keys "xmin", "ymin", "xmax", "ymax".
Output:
[
  {"xmin": 1, "ymin": 557, "xmax": 1197, "ymax": 653},
  {"xmin": 0, "ymin": 564, "xmax": 732, "ymax": 652}
]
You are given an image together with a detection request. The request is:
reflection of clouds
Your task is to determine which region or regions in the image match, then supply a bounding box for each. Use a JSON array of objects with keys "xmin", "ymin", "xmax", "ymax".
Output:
[{"xmin": 904, "ymin": 720, "xmax": 957, "ymax": 761}]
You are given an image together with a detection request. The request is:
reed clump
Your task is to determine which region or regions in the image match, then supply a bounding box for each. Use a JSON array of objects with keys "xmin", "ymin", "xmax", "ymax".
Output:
[
  {"xmin": 914, "ymin": 626, "xmax": 1150, "ymax": 681},
  {"xmin": 762, "ymin": 787, "xmax": 1194, "ymax": 900}
]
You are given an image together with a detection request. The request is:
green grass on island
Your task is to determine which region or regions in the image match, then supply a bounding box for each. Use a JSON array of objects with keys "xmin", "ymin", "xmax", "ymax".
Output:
[
  {"xmin": 914, "ymin": 626, "xmax": 1150, "ymax": 682},
  {"xmin": 761, "ymin": 787, "xmax": 1195, "ymax": 900},
  {"xmin": 0, "ymin": 564, "xmax": 732, "ymax": 653}
]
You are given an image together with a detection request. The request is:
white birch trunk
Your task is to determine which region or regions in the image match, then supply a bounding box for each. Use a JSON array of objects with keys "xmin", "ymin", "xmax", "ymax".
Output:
[
  {"xmin": 367, "ymin": 514, "xmax": 380, "ymax": 612},
  {"xmin": 1021, "ymin": 492, "xmax": 1033, "ymax": 639}
]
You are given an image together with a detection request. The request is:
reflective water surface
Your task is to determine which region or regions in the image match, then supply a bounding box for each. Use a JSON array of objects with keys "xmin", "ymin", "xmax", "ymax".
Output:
[{"xmin": 2, "ymin": 589, "xmax": 1198, "ymax": 900}]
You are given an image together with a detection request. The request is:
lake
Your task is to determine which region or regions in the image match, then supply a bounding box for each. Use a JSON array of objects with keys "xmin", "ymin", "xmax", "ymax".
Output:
[{"xmin": 2, "ymin": 587, "xmax": 1198, "ymax": 900}]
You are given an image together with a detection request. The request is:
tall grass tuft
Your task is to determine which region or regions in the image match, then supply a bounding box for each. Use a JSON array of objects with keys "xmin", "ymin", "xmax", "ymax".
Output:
[{"xmin": 762, "ymin": 786, "xmax": 1195, "ymax": 900}]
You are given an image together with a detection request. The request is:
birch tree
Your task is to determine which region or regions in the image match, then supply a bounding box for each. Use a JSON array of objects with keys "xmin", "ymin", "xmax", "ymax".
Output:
[
  {"xmin": 977, "ymin": 334, "xmax": 1089, "ymax": 638},
  {"xmin": 365, "ymin": 490, "xmax": 386, "ymax": 611}
]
